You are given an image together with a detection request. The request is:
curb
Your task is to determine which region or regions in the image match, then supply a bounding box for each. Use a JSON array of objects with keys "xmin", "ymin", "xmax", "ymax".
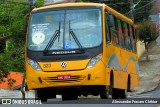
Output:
[{"xmin": 128, "ymin": 81, "xmax": 160, "ymax": 96}]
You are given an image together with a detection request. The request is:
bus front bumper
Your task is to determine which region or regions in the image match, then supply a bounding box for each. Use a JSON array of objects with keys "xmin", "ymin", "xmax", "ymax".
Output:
[{"xmin": 26, "ymin": 61, "xmax": 107, "ymax": 90}]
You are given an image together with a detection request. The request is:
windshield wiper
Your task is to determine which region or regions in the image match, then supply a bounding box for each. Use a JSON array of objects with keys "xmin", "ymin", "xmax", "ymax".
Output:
[
  {"xmin": 44, "ymin": 22, "xmax": 61, "ymax": 55},
  {"xmin": 69, "ymin": 21, "xmax": 83, "ymax": 49}
]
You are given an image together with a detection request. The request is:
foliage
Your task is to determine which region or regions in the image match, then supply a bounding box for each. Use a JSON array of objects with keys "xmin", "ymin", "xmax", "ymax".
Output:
[
  {"xmin": 0, "ymin": 0, "xmax": 28, "ymax": 84},
  {"xmin": 137, "ymin": 19, "xmax": 159, "ymax": 60},
  {"xmin": 0, "ymin": 0, "xmax": 29, "ymax": 36},
  {"xmin": 81, "ymin": 0, "xmax": 153, "ymax": 23},
  {"xmin": 137, "ymin": 19, "xmax": 158, "ymax": 45},
  {"xmin": 0, "ymin": 0, "xmax": 44, "ymax": 85},
  {"xmin": 35, "ymin": 0, "xmax": 44, "ymax": 7},
  {"xmin": 8, "ymin": 78, "xmax": 16, "ymax": 89},
  {"xmin": 0, "ymin": 39, "xmax": 25, "ymax": 83},
  {"xmin": 133, "ymin": 0, "xmax": 153, "ymax": 23}
]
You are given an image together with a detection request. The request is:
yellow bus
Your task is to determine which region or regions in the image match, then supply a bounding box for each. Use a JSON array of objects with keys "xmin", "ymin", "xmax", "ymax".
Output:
[{"xmin": 25, "ymin": 2, "xmax": 139, "ymax": 101}]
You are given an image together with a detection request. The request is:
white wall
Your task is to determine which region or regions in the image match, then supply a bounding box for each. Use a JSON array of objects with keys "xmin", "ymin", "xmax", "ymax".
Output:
[
  {"xmin": 0, "ymin": 89, "xmax": 35, "ymax": 98},
  {"xmin": 137, "ymin": 41, "xmax": 145, "ymax": 58},
  {"xmin": 150, "ymin": 13, "xmax": 160, "ymax": 35},
  {"xmin": 44, "ymin": 0, "xmax": 76, "ymax": 5}
]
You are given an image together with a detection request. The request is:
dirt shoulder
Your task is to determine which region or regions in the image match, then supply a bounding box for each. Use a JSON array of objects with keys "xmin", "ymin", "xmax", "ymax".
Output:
[{"xmin": 129, "ymin": 42, "xmax": 160, "ymax": 95}]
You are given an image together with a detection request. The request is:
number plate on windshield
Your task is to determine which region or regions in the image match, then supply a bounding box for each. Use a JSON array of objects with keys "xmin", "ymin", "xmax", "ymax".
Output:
[{"xmin": 57, "ymin": 75, "xmax": 71, "ymax": 80}]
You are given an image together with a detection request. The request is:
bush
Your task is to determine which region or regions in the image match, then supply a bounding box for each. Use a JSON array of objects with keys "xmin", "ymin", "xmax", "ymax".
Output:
[
  {"xmin": 137, "ymin": 19, "xmax": 158, "ymax": 44},
  {"xmin": 0, "ymin": 39, "xmax": 25, "ymax": 83}
]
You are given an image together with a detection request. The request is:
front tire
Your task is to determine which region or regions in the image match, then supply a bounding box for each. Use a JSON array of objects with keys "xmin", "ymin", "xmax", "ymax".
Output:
[
  {"xmin": 36, "ymin": 89, "xmax": 48, "ymax": 102},
  {"xmin": 100, "ymin": 87, "xmax": 109, "ymax": 99}
]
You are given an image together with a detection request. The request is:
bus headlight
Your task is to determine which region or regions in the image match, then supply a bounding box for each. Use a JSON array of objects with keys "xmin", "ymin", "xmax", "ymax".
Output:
[
  {"xmin": 87, "ymin": 55, "xmax": 102, "ymax": 68},
  {"xmin": 27, "ymin": 60, "xmax": 42, "ymax": 71}
]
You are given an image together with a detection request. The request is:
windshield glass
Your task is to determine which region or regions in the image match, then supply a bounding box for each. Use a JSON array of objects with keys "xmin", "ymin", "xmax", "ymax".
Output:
[{"xmin": 28, "ymin": 8, "xmax": 102, "ymax": 51}]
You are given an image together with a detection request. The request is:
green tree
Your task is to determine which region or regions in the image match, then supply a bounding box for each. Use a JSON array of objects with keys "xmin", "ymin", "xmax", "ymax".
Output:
[
  {"xmin": 0, "ymin": 0, "xmax": 28, "ymax": 84},
  {"xmin": 133, "ymin": 0, "xmax": 153, "ymax": 23},
  {"xmin": 81, "ymin": 0, "xmax": 153, "ymax": 23},
  {"xmin": 35, "ymin": 0, "xmax": 44, "ymax": 7},
  {"xmin": 137, "ymin": 19, "xmax": 159, "ymax": 61},
  {"xmin": 0, "ymin": 0, "xmax": 44, "ymax": 85}
]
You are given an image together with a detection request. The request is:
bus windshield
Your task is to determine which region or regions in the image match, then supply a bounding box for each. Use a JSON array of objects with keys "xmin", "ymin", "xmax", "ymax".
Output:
[{"xmin": 28, "ymin": 8, "xmax": 102, "ymax": 51}]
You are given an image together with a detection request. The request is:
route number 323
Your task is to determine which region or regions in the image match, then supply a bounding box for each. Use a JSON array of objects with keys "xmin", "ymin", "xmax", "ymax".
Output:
[{"xmin": 43, "ymin": 64, "xmax": 51, "ymax": 68}]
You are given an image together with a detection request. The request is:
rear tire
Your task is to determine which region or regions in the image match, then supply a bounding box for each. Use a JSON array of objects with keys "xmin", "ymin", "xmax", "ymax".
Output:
[
  {"xmin": 112, "ymin": 88, "xmax": 119, "ymax": 99},
  {"xmin": 110, "ymin": 71, "xmax": 127, "ymax": 99},
  {"xmin": 62, "ymin": 93, "xmax": 78, "ymax": 101},
  {"xmin": 127, "ymin": 76, "xmax": 131, "ymax": 92},
  {"xmin": 112, "ymin": 88, "xmax": 127, "ymax": 99},
  {"xmin": 119, "ymin": 89, "xmax": 127, "ymax": 99}
]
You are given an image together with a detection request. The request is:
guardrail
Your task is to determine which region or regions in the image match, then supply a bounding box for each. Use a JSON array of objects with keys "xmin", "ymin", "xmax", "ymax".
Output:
[{"xmin": 0, "ymin": 89, "xmax": 35, "ymax": 98}]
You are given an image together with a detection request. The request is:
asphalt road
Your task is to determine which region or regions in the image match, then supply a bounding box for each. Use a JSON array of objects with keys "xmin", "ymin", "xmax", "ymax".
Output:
[
  {"xmin": 0, "ymin": 84, "xmax": 160, "ymax": 107},
  {"xmin": 41, "ymin": 84, "xmax": 160, "ymax": 107}
]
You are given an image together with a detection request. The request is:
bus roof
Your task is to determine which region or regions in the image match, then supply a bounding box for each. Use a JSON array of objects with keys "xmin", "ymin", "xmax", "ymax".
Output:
[
  {"xmin": 32, "ymin": 3, "xmax": 105, "ymax": 12},
  {"xmin": 105, "ymin": 5, "xmax": 134, "ymax": 25}
]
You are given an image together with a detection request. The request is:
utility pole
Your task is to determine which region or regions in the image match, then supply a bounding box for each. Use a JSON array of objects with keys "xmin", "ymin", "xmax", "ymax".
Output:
[
  {"xmin": 130, "ymin": 0, "xmax": 142, "ymax": 23},
  {"xmin": 130, "ymin": 0, "xmax": 135, "ymax": 22},
  {"xmin": 28, "ymin": 0, "xmax": 34, "ymax": 11}
]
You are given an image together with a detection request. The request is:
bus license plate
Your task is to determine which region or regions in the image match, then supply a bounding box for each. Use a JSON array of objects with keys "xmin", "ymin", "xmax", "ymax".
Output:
[{"xmin": 57, "ymin": 75, "xmax": 71, "ymax": 80}]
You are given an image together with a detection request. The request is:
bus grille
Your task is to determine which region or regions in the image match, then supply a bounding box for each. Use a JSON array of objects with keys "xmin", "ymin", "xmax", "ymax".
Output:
[{"xmin": 43, "ymin": 75, "xmax": 85, "ymax": 83}]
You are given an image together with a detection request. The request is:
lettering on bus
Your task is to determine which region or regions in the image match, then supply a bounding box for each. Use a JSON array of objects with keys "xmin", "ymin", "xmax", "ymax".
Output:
[
  {"xmin": 32, "ymin": 23, "xmax": 50, "ymax": 32},
  {"xmin": 52, "ymin": 50, "xmax": 76, "ymax": 55},
  {"xmin": 43, "ymin": 64, "xmax": 51, "ymax": 68}
]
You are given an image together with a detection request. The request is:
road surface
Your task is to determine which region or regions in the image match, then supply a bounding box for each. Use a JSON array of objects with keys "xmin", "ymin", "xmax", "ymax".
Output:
[
  {"xmin": 0, "ymin": 81, "xmax": 160, "ymax": 107},
  {"xmin": 36, "ymin": 84, "xmax": 160, "ymax": 107}
]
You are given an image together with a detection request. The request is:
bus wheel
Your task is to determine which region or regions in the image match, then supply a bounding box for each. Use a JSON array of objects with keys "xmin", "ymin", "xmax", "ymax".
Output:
[
  {"xmin": 119, "ymin": 89, "xmax": 127, "ymax": 99},
  {"xmin": 100, "ymin": 87, "xmax": 109, "ymax": 99},
  {"xmin": 127, "ymin": 75, "xmax": 131, "ymax": 92},
  {"xmin": 37, "ymin": 89, "xmax": 48, "ymax": 102},
  {"xmin": 110, "ymin": 71, "xmax": 119, "ymax": 99},
  {"xmin": 112, "ymin": 88, "xmax": 119, "ymax": 99},
  {"xmin": 62, "ymin": 93, "xmax": 78, "ymax": 101}
]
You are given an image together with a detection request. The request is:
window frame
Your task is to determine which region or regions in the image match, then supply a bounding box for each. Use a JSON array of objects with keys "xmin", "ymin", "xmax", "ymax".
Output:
[
  {"xmin": 127, "ymin": 23, "xmax": 133, "ymax": 51},
  {"xmin": 105, "ymin": 10, "xmax": 137, "ymax": 53},
  {"xmin": 120, "ymin": 20, "xmax": 126, "ymax": 48},
  {"xmin": 113, "ymin": 16, "xmax": 120, "ymax": 45},
  {"xmin": 105, "ymin": 13, "xmax": 112, "ymax": 44},
  {"xmin": 28, "ymin": 7, "xmax": 103, "ymax": 51}
]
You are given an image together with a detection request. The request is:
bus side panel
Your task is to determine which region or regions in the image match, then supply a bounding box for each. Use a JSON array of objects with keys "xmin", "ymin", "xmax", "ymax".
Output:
[
  {"xmin": 126, "ymin": 59, "xmax": 138, "ymax": 74},
  {"xmin": 130, "ymin": 73, "xmax": 140, "ymax": 90},
  {"xmin": 104, "ymin": 45, "xmax": 139, "ymax": 90},
  {"xmin": 105, "ymin": 68, "xmax": 112, "ymax": 86},
  {"xmin": 113, "ymin": 70, "xmax": 128, "ymax": 90}
]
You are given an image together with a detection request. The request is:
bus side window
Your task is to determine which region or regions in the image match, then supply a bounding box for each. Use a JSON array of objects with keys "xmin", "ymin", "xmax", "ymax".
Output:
[
  {"xmin": 114, "ymin": 16, "xmax": 120, "ymax": 45},
  {"xmin": 106, "ymin": 13, "xmax": 111, "ymax": 44},
  {"xmin": 124, "ymin": 22, "xmax": 131, "ymax": 50},
  {"xmin": 117, "ymin": 19, "xmax": 125, "ymax": 48},
  {"xmin": 107, "ymin": 14, "xmax": 119, "ymax": 45},
  {"xmin": 120, "ymin": 20, "xmax": 126, "ymax": 48},
  {"xmin": 131, "ymin": 26, "xmax": 137, "ymax": 52},
  {"xmin": 127, "ymin": 23, "xmax": 133, "ymax": 51}
]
